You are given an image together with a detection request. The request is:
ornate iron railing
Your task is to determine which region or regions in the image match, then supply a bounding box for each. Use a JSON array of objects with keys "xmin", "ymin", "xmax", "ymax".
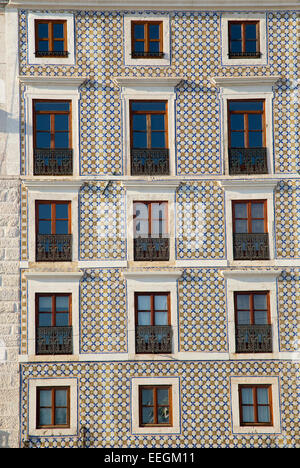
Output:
[
  {"xmin": 134, "ymin": 237, "xmax": 169, "ymax": 261},
  {"xmin": 229, "ymin": 148, "xmax": 268, "ymax": 175},
  {"xmin": 235, "ymin": 324, "xmax": 272, "ymax": 353},
  {"xmin": 228, "ymin": 52, "xmax": 262, "ymax": 58},
  {"xmin": 136, "ymin": 325, "xmax": 173, "ymax": 354},
  {"xmin": 36, "ymin": 234, "xmax": 72, "ymax": 262},
  {"xmin": 35, "ymin": 51, "xmax": 69, "ymax": 57},
  {"xmin": 233, "ymin": 233, "xmax": 269, "ymax": 260},
  {"xmin": 131, "ymin": 51, "xmax": 164, "ymax": 58},
  {"xmin": 131, "ymin": 148, "xmax": 169, "ymax": 176},
  {"xmin": 36, "ymin": 326, "xmax": 73, "ymax": 355},
  {"xmin": 34, "ymin": 149, "xmax": 73, "ymax": 176}
]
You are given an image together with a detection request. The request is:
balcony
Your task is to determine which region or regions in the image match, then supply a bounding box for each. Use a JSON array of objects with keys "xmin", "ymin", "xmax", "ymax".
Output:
[
  {"xmin": 36, "ymin": 234, "xmax": 72, "ymax": 262},
  {"xmin": 36, "ymin": 326, "xmax": 73, "ymax": 355},
  {"xmin": 233, "ymin": 233, "xmax": 269, "ymax": 260},
  {"xmin": 229, "ymin": 148, "xmax": 268, "ymax": 175},
  {"xmin": 33, "ymin": 149, "xmax": 73, "ymax": 176},
  {"xmin": 35, "ymin": 51, "xmax": 69, "ymax": 58},
  {"xmin": 235, "ymin": 324, "xmax": 272, "ymax": 353},
  {"xmin": 136, "ymin": 325, "xmax": 173, "ymax": 354},
  {"xmin": 131, "ymin": 149, "xmax": 169, "ymax": 176},
  {"xmin": 134, "ymin": 237, "xmax": 169, "ymax": 261},
  {"xmin": 131, "ymin": 51, "xmax": 164, "ymax": 59},
  {"xmin": 228, "ymin": 52, "xmax": 262, "ymax": 59}
]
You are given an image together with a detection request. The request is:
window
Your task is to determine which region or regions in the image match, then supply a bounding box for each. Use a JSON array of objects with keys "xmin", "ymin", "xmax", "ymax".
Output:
[
  {"xmin": 232, "ymin": 200, "xmax": 269, "ymax": 260},
  {"xmin": 35, "ymin": 20, "xmax": 68, "ymax": 57},
  {"xmin": 228, "ymin": 21, "xmax": 260, "ymax": 59},
  {"xmin": 131, "ymin": 21, "xmax": 163, "ymax": 58},
  {"xmin": 133, "ymin": 201, "xmax": 169, "ymax": 261},
  {"xmin": 239, "ymin": 385, "xmax": 273, "ymax": 426},
  {"xmin": 33, "ymin": 100, "xmax": 72, "ymax": 176},
  {"xmin": 35, "ymin": 201, "xmax": 72, "ymax": 261},
  {"xmin": 228, "ymin": 100, "xmax": 267, "ymax": 175},
  {"xmin": 36, "ymin": 293, "xmax": 72, "ymax": 355},
  {"xmin": 235, "ymin": 291, "xmax": 272, "ymax": 353},
  {"xmin": 37, "ymin": 387, "xmax": 70, "ymax": 428},
  {"xmin": 130, "ymin": 100, "xmax": 169, "ymax": 175},
  {"xmin": 139, "ymin": 386, "xmax": 172, "ymax": 427},
  {"xmin": 135, "ymin": 292, "xmax": 172, "ymax": 354}
]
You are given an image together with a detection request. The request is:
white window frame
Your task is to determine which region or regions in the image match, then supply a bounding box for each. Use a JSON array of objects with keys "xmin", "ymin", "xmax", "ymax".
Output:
[
  {"xmin": 19, "ymin": 76, "xmax": 86, "ymax": 177},
  {"xmin": 27, "ymin": 12, "xmax": 75, "ymax": 66},
  {"xmin": 22, "ymin": 179, "xmax": 82, "ymax": 263},
  {"xmin": 24, "ymin": 271, "xmax": 83, "ymax": 359},
  {"xmin": 122, "ymin": 180, "xmax": 180, "ymax": 264},
  {"xmin": 28, "ymin": 377, "xmax": 78, "ymax": 437},
  {"xmin": 124, "ymin": 14, "xmax": 171, "ymax": 66},
  {"xmin": 123, "ymin": 270, "xmax": 182, "ymax": 360},
  {"xmin": 131, "ymin": 376, "xmax": 181, "ymax": 435},
  {"xmin": 219, "ymin": 179, "xmax": 278, "ymax": 265},
  {"xmin": 113, "ymin": 76, "xmax": 182, "ymax": 177},
  {"xmin": 230, "ymin": 376, "xmax": 281, "ymax": 434},
  {"xmin": 212, "ymin": 75, "xmax": 280, "ymax": 175},
  {"xmin": 221, "ymin": 12, "xmax": 267, "ymax": 66},
  {"xmin": 221, "ymin": 269, "xmax": 281, "ymax": 358}
]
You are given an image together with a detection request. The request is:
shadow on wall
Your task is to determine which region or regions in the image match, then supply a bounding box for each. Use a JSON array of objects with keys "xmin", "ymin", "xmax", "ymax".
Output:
[{"xmin": 0, "ymin": 431, "xmax": 9, "ymax": 448}]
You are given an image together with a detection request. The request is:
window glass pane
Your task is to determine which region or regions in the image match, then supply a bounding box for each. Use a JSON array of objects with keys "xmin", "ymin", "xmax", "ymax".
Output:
[
  {"xmin": 230, "ymin": 24, "xmax": 241, "ymax": 39},
  {"xmin": 134, "ymin": 41, "xmax": 144, "ymax": 52},
  {"xmin": 149, "ymin": 41, "xmax": 160, "ymax": 53},
  {"xmin": 38, "ymin": 220, "xmax": 51, "ymax": 234},
  {"xmin": 38, "ymin": 203, "xmax": 51, "ymax": 218},
  {"xmin": 248, "ymin": 131, "xmax": 263, "ymax": 148},
  {"xmin": 38, "ymin": 296, "xmax": 52, "ymax": 312},
  {"xmin": 37, "ymin": 23, "xmax": 49, "ymax": 38},
  {"xmin": 55, "ymin": 408, "xmax": 67, "ymax": 425},
  {"xmin": 151, "ymin": 114, "xmax": 165, "ymax": 131},
  {"xmin": 230, "ymin": 131, "xmax": 245, "ymax": 148},
  {"xmin": 55, "ymin": 114, "xmax": 69, "ymax": 131},
  {"xmin": 142, "ymin": 407, "xmax": 154, "ymax": 424},
  {"xmin": 149, "ymin": 24, "xmax": 160, "ymax": 40},
  {"xmin": 55, "ymin": 312, "xmax": 69, "ymax": 326},
  {"xmin": 242, "ymin": 388, "xmax": 253, "ymax": 404},
  {"xmin": 230, "ymin": 114, "xmax": 244, "ymax": 131},
  {"xmin": 39, "ymin": 408, "xmax": 52, "ymax": 426},
  {"xmin": 154, "ymin": 311, "xmax": 168, "ymax": 326},
  {"xmin": 234, "ymin": 203, "xmax": 247, "ymax": 218},
  {"xmin": 235, "ymin": 220, "xmax": 248, "ymax": 233},
  {"xmin": 53, "ymin": 40, "xmax": 64, "ymax": 52},
  {"xmin": 229, "ymin": 101, "xmax": 263, "ymax": 112},
  {"xmin": 35, "ymin": 102, "xmax": 70, "ymax": 112},
  {"xmin": 131, "ymin": 102, "xmax": 165, "ymax": 112},
  {"xmin": 248, "ymin": 114, "xmax": 262, "ymax": 131},
  {"xmin": 254, "ymin": 310, "xmax": 268, "ymax": 324},
  {"xmin": 251, "ymin": 203, "xmax": 264, "ymax": 218},
  {"xmin": 151, "ymin": 131, "xmax": 165, "ymax": 148},
  {"xmin": 253, "ymin": 294, "xmax": 267, "ymax": 310},
  {"xmin": 142, "ymin": 388, "xmax": 153, "ymax": 405},
  {"xmin": 55, "ymin": 389, "xmax": 67, "ymax": 406},
  {"xmin": 245, "ymin": 23, "xmax": 257, "ymax": 40},
  {"xmin": 36, "ymin": 132, "xmax": 51, "ymax": 148},
  {"xmin": 154, "ymin": 295, "xmax": 168, "ymax": 311},
  {"xmin": 251, "ymin": 219, "xmax": 264, "ymax": 233},
  {"xmin": 230, "ymin": 41, "xmax": 242, "ymax": 53},
  {"xmin": 245, "ymin": 40, "xmax": 257, "ymax": 53},
  {"xmin": 55, "ymin": 220, "xmax": 69, "ymax": 234},
  {"xmin": 56, "ymin": 296, "xmax": 69, "ymax": 311},
  {"xmin": 157, "ymin": 388, "xmax": 169, "ymax": 405},
  {"xmin": 133, "ymin": 132, "xmax": 147, "ymax": 148},
  {"xmin": 257, "ymin": 387, "xmax": 269, "ymax": 404},
  {"xmin": 137, "ymin": 295, "xmax": 151, "ymax": 310},
  {"xmin": 38, "ymin": 313, "xmax": 52, "ymax": 326},
  {"xmin": 137, "ymin": 311, "xmax": 151, "ymax": 325},
  {"xmin": 242, "ymin": 406, "xmax": 254, "ymax": 423},
  {"xmin": 55, "ymin": 203, "xmax": 69, "ymax": 219},
  {"xmin": 132, "ymin": 114, "xmax": 147, "ymax": 131},
  {"xmin": 134, "ymin": 24, "xmax": 144, "ymax": 40},
  {"xmin": 237, "ymin": 310, "xmax": 251, "ymax": 324},
  {"xmin": 158, "ymin": 407, "xmax": 169, "ymax": 424},
  {"xmin": 36, "ymin": 114, "xmax": 51, "ymax": 131},
  {"xmin": 39, "ymin": 389, "xmax": 52, "ymax": 406},
  {"xmin": 54, "ymin": 132, "xmax": 69, "ymax": 148},
  {"xmin": 258, "ymin": 406, "xmax": 270, "ymax": 423},
  {"xmin": 236, "ymin": 294, "xmax": 250, "ymax": 310},
  {"xmin": 38, "ymin": 40, "xmax": 49, "ymax": 51},
  {"xmin": 53, "ymin": 23, "xmax": 64, "ymax": 39}
]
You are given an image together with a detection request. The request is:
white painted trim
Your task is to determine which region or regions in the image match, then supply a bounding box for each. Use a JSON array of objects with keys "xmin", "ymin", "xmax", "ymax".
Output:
[
  {"xmin": 125, "ymin": 272, "xmax": 181, "ymax": 359},
  {"xmin": 212, "ymin": 76, "xmax": 281, "ymax": 87},
  {"xmin": 123, "ymin": 270, "xmax": 183, "ymax": 281},
  {"xmin": 222, "ymin": 269, "xmax": 281, "ymax": 355},
  {"xmin": 27, "ymin": 12, "xmax": 75, "ymax": 66},
  {"xmin": 28, "ymin": 377, "xmax": 78, "ymax": 437},
  {"xmin": 131, "ymin": 376, "xmax": 181, "ymax": 435},
  {"xmin": 26, "ymin": 272, "xmax": 82, "ymax": 357},
  {"xmin": 230, "ymin": 376, "xmax": 281, "ymax": 434},
  {"xmin": 19, "ymin": 76, "xmax": 87, "ymax": 87},
  {"xmin": 123, "ymin": 14, "xmax": 171, "ymax": 67}
]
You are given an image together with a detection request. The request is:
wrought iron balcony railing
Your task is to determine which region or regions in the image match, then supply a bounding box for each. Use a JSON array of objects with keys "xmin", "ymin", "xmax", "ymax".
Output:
[
  {"xmin": 233, "ymin": 233, "xmax": 269, "ymax": 260},
  {"xmin": 235, "ymin": 324, "xmax": 272, "ymax": 353},
  {"xmin": 228, "ymin": 52, "xmax": 262, "ymax": 59},
  {"xmin": 131, "ymin": 148, "xmax": 169, "ymax": 176},
  {"xmin": 34, "ymin": 149, "xmax": 73, "ymax": 176},
  {"xmin": 36, "ymin": 234, "xmax": 72, "ymax": 262},
  {"xmin": 134, "ymin": 237, "xmax": 169, "ymax": 261},
  {"xmin": 136, "ymin": 325, "xmax": 173, "ymax": 354},
  {"xmin": 36, "ymin": 326, "xmax": 73, "ymax": 355},
  {"xmin": 131, "ymin": 51, "xmax": 164, "ymax": 58},
  {"xmin": 229, "ymin": 148, "xmax": 268, "ymax": 175},
  {"xmin": 35, "ymin": 51, "xmax": 69, "ymax": 57}
]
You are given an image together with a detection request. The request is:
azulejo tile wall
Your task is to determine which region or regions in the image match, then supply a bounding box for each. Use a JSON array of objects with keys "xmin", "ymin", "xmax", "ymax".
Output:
[
  {"xmin": 20, "ymin": 360, "xmax": 299, "ymax": 448},
  {"xmin": 18, "ymin": 10, "xmax": 299, "ymax": 176},
  {"xmin": 275, "ymin": 180, "xmax": 300, "ymax": 259}
]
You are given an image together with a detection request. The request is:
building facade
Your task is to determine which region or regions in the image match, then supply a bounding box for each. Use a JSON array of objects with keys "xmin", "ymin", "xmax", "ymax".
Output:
[{"xmin": 0, "ymin": 0, "xmax": 299, "ymax": 448}]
